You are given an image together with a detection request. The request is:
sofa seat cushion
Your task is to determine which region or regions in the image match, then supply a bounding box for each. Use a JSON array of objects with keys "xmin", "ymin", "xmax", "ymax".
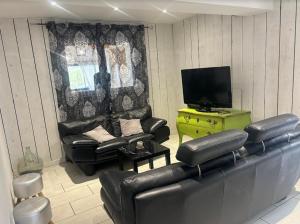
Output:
[
  {"xmin": 96, "ymin": 138, "xmax": 128, "ymax": 154},
  {"xmin": 123, "ymin": 133, "xmax": 153, "ymax": 144},
  {"xmin": 100, "ymin": 170, "xmax": 136, "ymax": 209}
]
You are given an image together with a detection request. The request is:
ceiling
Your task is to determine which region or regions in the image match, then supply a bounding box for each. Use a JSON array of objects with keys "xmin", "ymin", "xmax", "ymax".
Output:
[{"xmin": 0, "ymin": 0, "xmax": 274, "ymax": 23}]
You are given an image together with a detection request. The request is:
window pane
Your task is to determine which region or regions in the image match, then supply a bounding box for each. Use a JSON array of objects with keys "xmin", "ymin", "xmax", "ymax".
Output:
[{"xmin": 65, "ymin": 45, "xmax": 99, "ymax": 91}]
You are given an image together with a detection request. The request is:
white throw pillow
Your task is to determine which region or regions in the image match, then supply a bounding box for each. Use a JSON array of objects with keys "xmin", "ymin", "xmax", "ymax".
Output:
[
  {"xmin": 83, "ymin": 125, "xmax": 116, "ymax": 143},
  {"xmin": 119, "ymin": 118, "xmax": 144, "ymax": 137}
]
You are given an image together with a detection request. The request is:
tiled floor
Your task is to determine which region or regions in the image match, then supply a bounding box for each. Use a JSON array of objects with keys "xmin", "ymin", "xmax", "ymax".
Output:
[{"xmin": 42, "ymin": 135, "xmax": 300, "ymax": 224}]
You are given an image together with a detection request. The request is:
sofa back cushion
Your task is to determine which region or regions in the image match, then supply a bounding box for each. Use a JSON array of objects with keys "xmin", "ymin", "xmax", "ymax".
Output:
[
  {"xmin": 176, "ymin": 130, "xmax": 248, "ymax": 167},
  {"xmin": 111, "ymin": 105, "xmax": 152, "ymax": 137},
  {"xmin": 119, "ymin": 119, "xmax": 144, "ymax": 137},
  {"xmin": 83, "ymin": 125, "xmax": 116, "ymax": 143},
  {"xmin": 245, "ymin": 113, "xmax": 299, "ymax": 143},
  {"xmin": 58, "ymin": 115, "xmax": 112, "ymax": 138}
]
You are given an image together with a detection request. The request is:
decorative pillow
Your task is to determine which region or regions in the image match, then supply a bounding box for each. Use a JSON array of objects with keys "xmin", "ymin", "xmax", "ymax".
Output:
[
  {"xmin": 83, "ymin": 125, "xmax": 116, "ymax": 143},
  {"xmin": 119, "ymin": 118, "xmax": 144, "ymax": 137}
]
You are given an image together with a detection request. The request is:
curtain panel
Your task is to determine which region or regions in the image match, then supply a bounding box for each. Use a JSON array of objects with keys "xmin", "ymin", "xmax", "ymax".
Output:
[{"xmin": 47, "ymin": 22, "xmax": 149, "ymax": 121}]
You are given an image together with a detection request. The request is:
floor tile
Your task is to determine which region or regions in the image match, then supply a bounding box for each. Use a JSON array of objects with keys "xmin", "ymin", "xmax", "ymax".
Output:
[
  {"xmin": 88, "ymin": 182, "xmax": 102, "ymax": 195},
  {"xmin": 52, "ymin": 203, "xmax": 75, "ymax": 222},
  {"xmin": 245, "ymin": 219, "xmax": 269, "ymax": 224},
  {"xmin": 49, "ymin": 185, "xmax": 92, "ymax": 208},
  {"xmin": 101, "ymin": 218, "xmax": 114, "ymax": 224},
  {"xmin": 274, "ymin": 189, "xmax": 300, "ymax": 207},
  {"xmin": 261, "ymin": 198, "xmax": 300, "ymax": 224},
  {"xmin": 43, "ymin": 182, "xmax": 65, "ymax": 197},
  {"xmin": 57, "ymin": 206, "xmax": 110, "ymax": 224},
  {"xmin": 71, "ymin": 194, "xmax": 102, "ymax": 214}
]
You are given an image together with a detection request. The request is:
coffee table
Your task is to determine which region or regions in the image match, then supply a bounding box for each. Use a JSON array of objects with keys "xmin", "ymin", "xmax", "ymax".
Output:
[{"xmin": 118, "ymin": 140, "xmax": 171, "ymax": 173}]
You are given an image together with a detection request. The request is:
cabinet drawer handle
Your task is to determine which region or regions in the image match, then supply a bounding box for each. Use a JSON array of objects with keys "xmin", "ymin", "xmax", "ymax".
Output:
[
  {"xmin": 197, "ymin": 118, "xmax": 200, "ymax": 122},
  {"xmin": 196, "ymin": 130, "xmax": 199, "ymax": 134}
]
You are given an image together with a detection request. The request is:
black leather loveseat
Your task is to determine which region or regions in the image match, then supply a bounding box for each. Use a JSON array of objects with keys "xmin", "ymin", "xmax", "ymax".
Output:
[
  {"xmin": 58, "ymin": 106, "xmax": 170, "ymax": 175},
  {"xmin": 100, "ymin": 114, "xmax": 300, "ymax": 224}
]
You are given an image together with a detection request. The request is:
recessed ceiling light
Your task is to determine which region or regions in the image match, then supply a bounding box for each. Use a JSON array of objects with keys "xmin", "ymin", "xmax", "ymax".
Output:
[
  {"xmin": 162, "ymin": 9, "xmax": 167, "ymax": 13},
  {"xmin": 50, "ymin": 1, "xmax": 57, "ymax": 6},
  {"xmin": 114, "ymin": 7, "xmax": 119, "ymax": 11}
]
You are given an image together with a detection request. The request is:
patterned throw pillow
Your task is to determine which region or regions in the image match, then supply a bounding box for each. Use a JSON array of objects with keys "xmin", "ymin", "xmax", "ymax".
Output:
[
  {"xmin": 83, "ymin": 125, "xmax": 116, "ymax": 143},
  {"xmin": 119, "ymin": 118, "xmax": 144, "ymax": 137}
]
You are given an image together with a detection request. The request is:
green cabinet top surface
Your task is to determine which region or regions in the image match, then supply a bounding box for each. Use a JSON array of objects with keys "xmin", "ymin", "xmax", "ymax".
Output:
[{"xmin": 178, "ymin": 108, "xmax": 251, "ymax": 118}]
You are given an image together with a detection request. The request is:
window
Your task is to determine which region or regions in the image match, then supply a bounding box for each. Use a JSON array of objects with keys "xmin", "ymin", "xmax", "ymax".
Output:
[
  {"xmin": 104, "ymin": 41, "xmax": 134, "ymax": 89},
  {"xmin": 65, "ymin": 44, "xmax": 99, "ymax": 91}
]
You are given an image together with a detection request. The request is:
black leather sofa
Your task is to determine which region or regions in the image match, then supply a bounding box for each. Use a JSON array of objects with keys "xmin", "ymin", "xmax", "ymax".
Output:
[
  {"xmin": 100, "ymin": 114, "xmax": 300, "ymax": 224},
  {"xmin": 58, "ymin": 106, "xmax": 170, "ymax": 175}
]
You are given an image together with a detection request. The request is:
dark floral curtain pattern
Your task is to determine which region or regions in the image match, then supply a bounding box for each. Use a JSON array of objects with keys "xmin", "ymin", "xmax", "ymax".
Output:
[{"xmin": 47, "ymin": 22, "xmax": 149, "ymax": 121}]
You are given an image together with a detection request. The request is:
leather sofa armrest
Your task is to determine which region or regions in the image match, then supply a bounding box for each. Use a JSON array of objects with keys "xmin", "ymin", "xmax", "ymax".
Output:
[
  {"xmin": 141, "ymin": 117, "xmax": 167, "ymax": 134},
  {"xmin": 62, "ymin": 135, "xmax": 98, "ymax": 147},
  {"xmin": 95, "ymin": 138, "xmax": 128, "ymax": 154},
  {"xmin": 120, "ymin": 163, "xmax": 198, "ymax": 224},
  {"xmin": 62, "ymin": 135, "xmax": 99, "ymax": 162}
]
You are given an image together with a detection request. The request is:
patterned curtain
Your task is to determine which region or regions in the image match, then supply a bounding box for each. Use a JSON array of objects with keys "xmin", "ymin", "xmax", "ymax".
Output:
[{"xmin": 47, "ymin": 22, "xmax": 149, "ymax": 121}]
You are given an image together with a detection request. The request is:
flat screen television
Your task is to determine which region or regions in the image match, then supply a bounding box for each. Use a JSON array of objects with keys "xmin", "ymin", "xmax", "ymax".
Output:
[{"xmin": 181, "ymin": 66, "xmax": 232, "ymax": 111}]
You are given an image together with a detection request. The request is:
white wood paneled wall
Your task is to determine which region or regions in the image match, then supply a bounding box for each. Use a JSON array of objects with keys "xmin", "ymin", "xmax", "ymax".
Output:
[
  {"xmin": 145, "ymin": 24, "xmax": 177, "ymax": 133},
  {"xmin": 171, "ymin": 0, "xmax": 300, "ymax": 122},
  {"xmin": 171, "ymin": 15, "xmax": 232, "ymax": 113},
  {"xmin": 145, "ymin": 16, "xmax": 233, "ymax": 132},
  {"xmin": 0, "ymin": 18, "xmax": 62, "ymax": 173}
]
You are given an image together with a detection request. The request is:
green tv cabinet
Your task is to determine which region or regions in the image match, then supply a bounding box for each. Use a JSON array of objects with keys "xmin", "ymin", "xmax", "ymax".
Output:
[{"xmin": 176, "ymin": 108, "xmax": 251, "ymax": 145}]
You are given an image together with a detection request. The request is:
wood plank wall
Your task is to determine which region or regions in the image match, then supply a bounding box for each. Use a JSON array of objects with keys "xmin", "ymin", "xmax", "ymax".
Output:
[
  {"xmin": 145, "ymin": 24, "xmax": 177, "ymax": 133},
  {"xmin": 0, "ymin": 18, "xmax": 62, "ymax": 173},
  {"xmin": 169, "ymin": 15, "xmax": 232, "ymax": 120},
  {"xmin": 170, "ymin": 0, "xmax": 300, "ymax": 123}
]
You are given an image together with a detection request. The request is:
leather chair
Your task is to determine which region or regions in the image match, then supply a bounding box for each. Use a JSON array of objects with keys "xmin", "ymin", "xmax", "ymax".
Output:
[
  {"xmin": 100, "ymin": 114, "xmax": 300, "ymax": 224},
  {"xmin": 58, "ymin": 105, "xmax": 170, "ymax": 175}
]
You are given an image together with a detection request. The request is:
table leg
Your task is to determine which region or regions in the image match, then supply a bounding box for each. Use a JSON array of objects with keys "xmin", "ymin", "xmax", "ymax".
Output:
[
  {"xmin": 133, "ymin": 161, "xmax": 139, "ymax": 173},
  {"xmin": 119, "ymin": 155, "xmax": 124, "ymax": 171},
  {"xmin": 179, "ymin": 133, "xmax": 183, "ymax": 145},
  {"xmin": 165, "ymin": 152, "xmax": 171, "ymax": 165},
  {"xmin": 149, "ymin": 158, "xmax": 154, "ymax": 169}
]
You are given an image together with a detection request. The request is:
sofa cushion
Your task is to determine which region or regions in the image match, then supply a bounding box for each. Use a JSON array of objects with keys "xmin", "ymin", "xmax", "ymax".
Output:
[
  {"xmin": 58, "ymin": 115, "xmax": 113, "ymax": 138},
  {"xmin": 245, "ymin": 113, "xmax": 299, "ymax": 143},
  {"xmin": 111, "ymin": 106, "xmax": 152, "ymax": 137},
  {"xmin": 119, "ymin": 119, "xmax": 144, "ymax": 137},
  {"xmin": 83, "ymin": 125, "xmax": 116, "ymax": 143},
  {"xmin": 95, "ymin": 138, "xmax": 128, "ymax": 154},
  {"xmin": 100, "ymin": 170, "xmax": 136, "ymax": 209},
  {"xmin": 176, "ymin": 130, "xmax": 248, "ymax": 167}
]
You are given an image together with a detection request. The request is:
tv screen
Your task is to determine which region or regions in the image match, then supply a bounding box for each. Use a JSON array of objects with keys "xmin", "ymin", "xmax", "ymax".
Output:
[{"xmin": 181, "ymin": 66, "xmax": 232, "ymax": 109}]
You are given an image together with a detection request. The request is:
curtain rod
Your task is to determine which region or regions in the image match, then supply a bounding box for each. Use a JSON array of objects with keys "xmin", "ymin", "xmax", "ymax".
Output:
[{"xmin": 30, "ymin": 22, "xmax": 152, "ymax": 29}]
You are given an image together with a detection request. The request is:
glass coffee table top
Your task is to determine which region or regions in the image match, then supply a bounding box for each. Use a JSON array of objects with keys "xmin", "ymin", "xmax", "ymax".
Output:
[{"xmin": 118, "ymin": 140, "xmax": 171, "ymax": 173}]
